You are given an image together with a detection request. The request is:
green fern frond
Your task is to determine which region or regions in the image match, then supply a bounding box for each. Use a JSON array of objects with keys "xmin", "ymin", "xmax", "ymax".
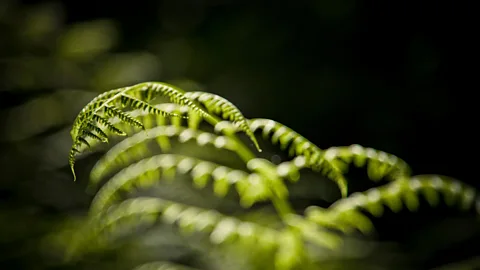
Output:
[
  {"xmin": 90, "ymin": 154, "xmax": 261, "ymax": 214},
  {"xmin": 64, "ymin": 81, "xmax": 480, "ymax": 270},
  {"xmin": 71, "ymin": 197, "xmax": 341, "ymax": 269},
  {"xmin": 90, "ymin": 154, "xmax": 310, "ymax": 215},
  {"xmin": 248, "ymin": 118, "xmax": 321, "ymax": 158},
  {"xmin": 89, "ymin": 126, "xmax": 253, "ymax": 188},
  {"xmin": 184, "ymin": 91, "xmax": 262, "ymax": 152},
  {"xmin": 323, "ymin": 144, "xmax": 411, "ymax": 182},
  {"xmin": 305, "ymin": 175, "xmax": 479, "ymax": 234},
  {"xmin": 68, "ymin": 197, "xmax": 281, "ymax": 260},
  {"xmin": 75, "ymin": 103, "xmax": 197, "ymax": 153},
  {"xmin": 69, "ymin": 82, "xmax": 220, "ymax": 181},
  {"xmin": 246, "ymin": 118, "xmax": 348, "ymax": 197}
]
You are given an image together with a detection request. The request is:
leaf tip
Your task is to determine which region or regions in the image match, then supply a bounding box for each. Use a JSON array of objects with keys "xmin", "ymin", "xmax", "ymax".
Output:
[
  {"xmin": 255, "ymin": 144, "xmax": 262, "ymax": 152},
  {"xmin": 71, "ymin": 164, "xmax": 77, "ymax": 182}
]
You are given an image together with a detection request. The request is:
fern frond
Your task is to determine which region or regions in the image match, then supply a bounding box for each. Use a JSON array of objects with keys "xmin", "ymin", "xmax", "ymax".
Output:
[
  {"xmin": 90, "ymin": 154, "xmax": 311, "ymax": 216},
  {"xmin": 69, "ymin": 197, "xmax": 281, "ymax": 260},
  {"xmin": 323, "ymin": 144, "xmax": 411, "ymax": 182},
  {"xmin": 64, "ymin": 81, "xmax": 480, "ymax": 270},
  {"xmin": 246, "ymin": 118, "xmax": 348, "ymax": 197},
  {"xmin": 89, "ymin": 126, "xmax": 252, "ymax": 188},
  {"xmin": 72, "ymin": 197, "xmax": 341, "ymax": 269},
  {"xmin": 90, "ymin": 154, "xmax": 265, "ymax": 214},
  {"xmin": 184, "ymin": 91, "xmax": 262, "ymax": 152},
  {"xmin": 75, "ymin": 103, "xmax": 197, "ymax": 153},
  {"xmin": 69, "ymin": 82, "xmax": 218, "ymax": 181},
  {"xmin": 305, "ymin": 175, "xmax": 479, "ymax": 234},
  {"xmin": 248, "ymin": 118, "xmax": 320, "ymax": 158}
]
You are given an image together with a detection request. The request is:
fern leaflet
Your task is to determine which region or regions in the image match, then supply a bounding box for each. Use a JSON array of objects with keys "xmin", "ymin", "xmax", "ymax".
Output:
[
  {"xmin": 323, "ymin": 144, "xmax": 411, "ymax": 182},
  {"xmin": 245, "ymin": 118, "xmax": 348, "ymax": 197},
  {"xmin": 184, "ymin": 91, "xmax": 262, "ymax": 152}
]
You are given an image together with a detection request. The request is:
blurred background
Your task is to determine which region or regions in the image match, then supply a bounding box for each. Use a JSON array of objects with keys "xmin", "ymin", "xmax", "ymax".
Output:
[{"xmin": 0, "ymin": 0, "xmax": 478, "ymax": 269}]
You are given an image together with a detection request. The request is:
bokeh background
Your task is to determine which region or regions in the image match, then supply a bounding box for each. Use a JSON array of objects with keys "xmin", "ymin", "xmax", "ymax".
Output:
[{"xmin": 0, "ymin": 0, "xmax": 478, "ymax": 269}]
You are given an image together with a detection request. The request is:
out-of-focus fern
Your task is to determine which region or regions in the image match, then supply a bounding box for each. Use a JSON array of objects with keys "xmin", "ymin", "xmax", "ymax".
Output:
[{"xmin": 64, "ymin": 82, "xmax": 480, "ymax": 270}]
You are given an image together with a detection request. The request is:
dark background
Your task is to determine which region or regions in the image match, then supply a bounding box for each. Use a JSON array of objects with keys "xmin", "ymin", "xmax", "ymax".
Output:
[{"xmin": 0, "ymin": 0, "xmax": 478, "ymax": 269}]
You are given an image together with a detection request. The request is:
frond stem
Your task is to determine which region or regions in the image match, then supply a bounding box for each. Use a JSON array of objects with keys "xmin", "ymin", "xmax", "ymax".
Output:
[
  {"xmin": 271, "ymin": 192, "xmax": 295, "ymax": 220},
  {"xmin": 228, "ymin": 134, "xmax": 257, "ymax": 162}
]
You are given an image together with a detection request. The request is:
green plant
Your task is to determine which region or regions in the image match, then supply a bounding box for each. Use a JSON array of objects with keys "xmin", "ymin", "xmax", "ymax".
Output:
[{"xmin": 64, "ymin": 82, "xmax": 479, "ymax": 270}]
